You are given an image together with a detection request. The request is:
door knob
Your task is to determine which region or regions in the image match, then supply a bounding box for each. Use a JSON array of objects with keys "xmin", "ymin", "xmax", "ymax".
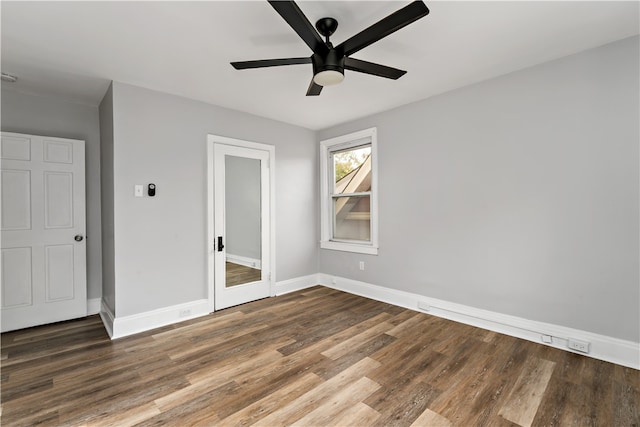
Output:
[
  {"xmin": 217, "ymin": 236, "xmax": 224, "ymax": 252},
  {"xmin": 74, "ymin": 235, "xmax": 84, "ymax": 242}
]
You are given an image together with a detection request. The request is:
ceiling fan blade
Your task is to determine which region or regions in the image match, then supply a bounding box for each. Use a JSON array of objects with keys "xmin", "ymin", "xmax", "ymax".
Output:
[
  {"xmin": 268, "ymin": 1, "xmax": 329, "ymax": 55},
  {"xmin": 336, "ymin": 1, "xmax": 429, "ymax": 57},
  {"xmin": 306, "ymin": 78, "xmax": 323, "ymax": 96},
  {"xmin": 344, "ymin": 57, "xmax": 406, "ymax": 80},
  {"xmin": 231, "ymin": 57, "xmax": 311, "ymax": 70}
]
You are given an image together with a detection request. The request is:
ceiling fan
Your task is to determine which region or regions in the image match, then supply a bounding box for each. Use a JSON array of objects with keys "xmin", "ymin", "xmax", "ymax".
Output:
[{"xmin": 231, "ymin": 1, "xmax": 430, "ymax": 96}]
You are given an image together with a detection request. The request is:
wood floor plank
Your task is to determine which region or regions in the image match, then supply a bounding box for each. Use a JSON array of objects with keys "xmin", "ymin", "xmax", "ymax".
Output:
[
  {"xmin": 428, "ymin": 360, "xmax": 499, "ymax": 423},
  {"xmin": 151, "ymin": 311, "xmax": 245, "ymax": 341},
  {"xmin": 167, "ymin": 322, "xmax": 270, "ymax": 360},
  {"xmin": 252, "ymin": 357, "xmax": 381, "ymax": 427},
  {"xmin": 530, "ymin": 374, "xmax": 571, "ymax": 426},
  {"xmin": 217, "ymin": 372, "xmax": 324, "ymax": 426},
  {"xmin": 614, "ymin": 364, "xmax": 640, "ymax": 392},
  {"xmin": 426, "ymin": 337, "xmax": 492, "ymax": 392},
  {"xmin": 56, "ymin": 371, "xmax": 190, "ymax": 426},
  {"xmin": 302, "ymin": 312, "xmax": 393, "ymax": 361},
  {"xmin": 276, "ymin": 309, "xmax": 376, "ymax": 356},
  {"xmin": 321, "ymin": 320, "xmax": 394, "ymax": 360},
  {"xmin": 1, "ymin": 327, "xmax": 108, "ymax": 368},
  {"xmin": 88, "ymin": 402, "xmax": 161, "ymax": 427},
  {"xmin": 2, "ymin": 316, "xmax": 103, "ymax": 344},
  {"xmin": 5, "ymin": 360, "xmax": 147, "ymax": 421},
  {"xmin": 211, "ymin": 353, "xmax": 328, "ymax": 420},
  {"xmin": 612, "ymin": 380, "xmax": 640, "ymax": 426},
  {"xmin": 410, "ymin": 408, "xmax": 452, "ymax": 427},
  {"xmin": 330, "ymin": 402, "xmax": 381, "ymax": 426},
  {"xmin": 157, "ymin": 349, "xmax": 284, "ymax": 412},
  {"xmin": 290, "ymin": 376, "xmax": 381, "ymax": 426},
  {"xmin": 385, "ymin": 313, "xmax": 431, "ymax": 338},
  {"xmin": 371, "ymin": 380, "xmax": 440, "ymax": 427},
  {"xmin": 184, "ymin": 337, "xmax": 295, "ymax": 385},
  {"xmin": 143, "ymin": 384, "xmax": 235, "ymax": 426},
  {"xmin": 498, "ymin": 357, "xmax": 556, "ymax": 427},
  {"xmin": 314, "ymin": 333, "xmax": 396, "ymax": 381},
  {"xmin": 1, "ymin": 287, "xmax": 636, "ymax": 427}
]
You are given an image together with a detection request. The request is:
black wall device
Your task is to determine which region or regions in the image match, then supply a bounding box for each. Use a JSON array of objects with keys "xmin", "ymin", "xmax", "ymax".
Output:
[{"xmin": 148, "ymin": 183, "xmax": 156, "ymax": 197}]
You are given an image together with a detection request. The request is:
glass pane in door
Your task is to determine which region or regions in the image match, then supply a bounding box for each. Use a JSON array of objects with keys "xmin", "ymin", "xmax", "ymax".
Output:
[{"xmin": 224, "ymin": 155, "xmax": 262, "ymax": 287}]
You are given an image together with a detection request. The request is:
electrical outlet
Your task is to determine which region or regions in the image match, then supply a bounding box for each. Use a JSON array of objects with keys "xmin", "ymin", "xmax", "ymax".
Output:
[
  {"xmin": 359, "ymin": 261, "xmax": 365, "ymax": 271},
  {"xmin": 179, "ymin": 309, "xmax": 191, "ymax": 318},
  {"xmin": 568, "ymin": 338, "xmax": 590, "ymax": 353},
  {"xmin": 541, "ymin": 335, "xmax": 553, "ymax": 344},
  {"xmin": 331, "ymin": 278, "xmax": 337, "ymax": 285}
]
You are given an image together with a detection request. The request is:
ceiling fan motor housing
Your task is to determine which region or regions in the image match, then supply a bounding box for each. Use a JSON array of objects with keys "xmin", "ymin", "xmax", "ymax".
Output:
[{"xmin": 312, "ymin": 49, "xmax": 345, "ymax": 77}]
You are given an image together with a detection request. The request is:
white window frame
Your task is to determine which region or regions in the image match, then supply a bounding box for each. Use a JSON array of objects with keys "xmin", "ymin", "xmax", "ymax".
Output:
[{"xmin": 320, "ymin": 127, "xmax": 378, "ymax": 255}]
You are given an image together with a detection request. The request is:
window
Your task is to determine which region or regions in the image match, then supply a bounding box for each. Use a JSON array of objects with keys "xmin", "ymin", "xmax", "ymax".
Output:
[{"xmin": 320, "ymin": 127, "xmax": 378, "ymax": 255}]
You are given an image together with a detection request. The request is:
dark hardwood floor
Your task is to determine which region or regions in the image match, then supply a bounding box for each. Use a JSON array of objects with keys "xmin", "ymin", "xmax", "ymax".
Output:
[{"xmin": 1, "ymin": 286, "xmax": 638, "ymax": 426}]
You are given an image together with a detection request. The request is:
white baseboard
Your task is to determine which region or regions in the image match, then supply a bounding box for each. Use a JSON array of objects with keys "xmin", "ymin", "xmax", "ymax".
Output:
[
  {"xmin": 87, "ymin": 298, "xmax": 101, "ymax": 315},
  {"xmin": 226, "ymin": 253, "xmax": 261, "ymax": 269},
  {"xmin": 317, "ymin": 273, "xmax": 640, "ymax": 370},
  {"xmin": 275, "ymin": 274, "xmax": 320, "ymax": 296},
  {"xmin": 99, "ymin": 299, "xmax": 209, "ymax": 339},
  {"xmin": 99, "ymin": 300, "xmax": 115, "ymax": 338}
]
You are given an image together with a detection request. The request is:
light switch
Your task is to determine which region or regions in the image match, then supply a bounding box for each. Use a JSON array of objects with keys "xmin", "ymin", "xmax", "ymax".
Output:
[{"xmin": 134, "ymin": 185, "xmax": 143, "ymax": 197}]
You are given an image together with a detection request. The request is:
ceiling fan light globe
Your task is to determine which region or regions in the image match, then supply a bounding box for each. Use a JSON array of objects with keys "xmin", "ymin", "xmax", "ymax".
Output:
[{"xmin": 313, "ymin": 70, "xmax": 344, "ymax": 86}]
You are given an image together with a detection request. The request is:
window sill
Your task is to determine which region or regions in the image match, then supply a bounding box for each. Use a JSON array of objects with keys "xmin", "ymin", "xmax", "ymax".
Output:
[{"xmin": 320, "ymin": 241, "xmax": 378, "ymax": 255}]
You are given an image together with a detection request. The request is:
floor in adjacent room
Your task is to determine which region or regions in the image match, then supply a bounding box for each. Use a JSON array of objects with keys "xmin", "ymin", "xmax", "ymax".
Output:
[
  {"xmin": 226, "ymin": 262, "xmax": 262, "ymax": 287},
  {"xmin": 1, "ymin": 286, "xmax": 638, "ymax": 426}
]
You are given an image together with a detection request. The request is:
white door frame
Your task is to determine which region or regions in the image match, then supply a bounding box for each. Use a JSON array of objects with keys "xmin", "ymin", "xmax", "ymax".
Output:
[{"xmin": 207, "ymin": 134, "xmax": 276, "ymax": 312}]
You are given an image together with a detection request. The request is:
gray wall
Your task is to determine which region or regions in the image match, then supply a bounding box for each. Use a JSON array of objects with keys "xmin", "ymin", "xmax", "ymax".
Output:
[
  {"xmin": 108, "ymin": 82, "xmax": 318, "ymax": 317},
  {"xmin": 225, "ymin": 156, "xmax": 261, "ymax": 261},
  {"xmin": 98, "ymin": 84, "xmax": 116, "ymax": 313},
  {"xmin": 318, "ymin": 36, "xmax": 640, "ymax": 342},
  {"xmin": 1, "ymin": 87, "xmax": 103, "ymax": 300}
]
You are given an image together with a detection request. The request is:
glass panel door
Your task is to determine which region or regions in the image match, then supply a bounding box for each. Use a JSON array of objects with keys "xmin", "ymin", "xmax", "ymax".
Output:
[{"xmin": 212, "ymin": 141, "xmax": 271, "ymax": 310}]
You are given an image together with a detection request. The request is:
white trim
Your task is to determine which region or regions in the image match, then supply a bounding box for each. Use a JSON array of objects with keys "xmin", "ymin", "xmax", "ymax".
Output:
[
  {"xmin": 320, "ymin": 127, "xmax": 378, "ymax": 255},
  {"xmin": 207, "ymin": 139, "xmax": 215, "ymax": 312},
  {"xmin": 209, "ymin": 134, "xmax": 276, "ymax": 153},
  {"xmin": 317, "ymin": 274, "xmax": 640, "ymax": 370},
  {"xmin": 99, "ymin": 300, "xmax": 115, "ymax": 338},
  {"xmin": 207, "ymin": 134, "xmax": 276, "ymax": 312},
  {"xmin": 320, "ymin": 241, "xmax": 379, "ymax": 255},
  {"xmin": 226, "ymin": 253, "xmax": 262, "ymax": 269},
  {"xmin": 100, "ymin": 299, "xmax": 209, "ymax": 340},
  {"xmin": 87, "ymin": 298, "xmax": 101, "ymax": 315},
  {"xmin": 275, "ymin": 274, "xmax": 320, "ymax": 295}
]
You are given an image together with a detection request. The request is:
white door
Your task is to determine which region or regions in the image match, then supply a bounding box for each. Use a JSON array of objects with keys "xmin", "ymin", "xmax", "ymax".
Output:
[
  {"xmin": 1, "ymin": 132, "xmax": 87, "ymax": 332},
  {"xmin": 208, "ymin": 136, "xmax": 274, "ymax": 310}
]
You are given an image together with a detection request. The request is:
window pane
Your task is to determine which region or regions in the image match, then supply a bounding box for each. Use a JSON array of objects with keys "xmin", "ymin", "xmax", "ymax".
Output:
[
  {"xmin": 333, "ymin": 195, "xmax": 371, "ymax": 241},
  {"xmin": 334, "ymin": 145, "xmax": 371, "ymax": 194}
]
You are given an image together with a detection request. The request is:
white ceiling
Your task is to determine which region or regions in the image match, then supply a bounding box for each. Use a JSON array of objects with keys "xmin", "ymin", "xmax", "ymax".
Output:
[{"xmin": 2, "ymin": 1, "xmax": 638, "ymax": 130}]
